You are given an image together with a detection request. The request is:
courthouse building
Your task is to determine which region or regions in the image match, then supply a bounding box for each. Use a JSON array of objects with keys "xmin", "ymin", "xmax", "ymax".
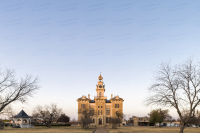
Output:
[{"xmin": 77, "ymin": 74, "xmax": 124, "ymax": 126}]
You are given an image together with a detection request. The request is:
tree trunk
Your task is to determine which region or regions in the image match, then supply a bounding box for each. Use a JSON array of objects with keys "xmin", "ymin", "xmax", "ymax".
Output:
[
  {"xmin": 180, "ymin": 125, "xmax": 185, "ymax": 133},
  {"xmin": 48, "ymin": 122, "xmax": 51, "ymax": 128}
]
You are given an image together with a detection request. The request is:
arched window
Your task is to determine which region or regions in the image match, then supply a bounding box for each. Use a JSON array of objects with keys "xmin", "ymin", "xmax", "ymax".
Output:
[{"xmin": 99, "ymin": 92, "xmax": 101, "ymax": 97}]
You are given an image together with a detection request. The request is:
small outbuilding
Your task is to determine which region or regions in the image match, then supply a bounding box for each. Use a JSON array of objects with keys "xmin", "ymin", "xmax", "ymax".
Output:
[{"xmin": 11, "ymin": 110, "xmax": 33, "ymax": 128}]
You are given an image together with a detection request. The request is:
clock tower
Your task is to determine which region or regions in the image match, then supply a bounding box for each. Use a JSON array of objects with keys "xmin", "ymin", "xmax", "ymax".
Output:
[
  {"xmin": 77, "ymin": 74, "xmax": 124, "ymax": 126},
  {"xmin": 96, "ymin": 74, "xmax": 105, "ymax": 97}
]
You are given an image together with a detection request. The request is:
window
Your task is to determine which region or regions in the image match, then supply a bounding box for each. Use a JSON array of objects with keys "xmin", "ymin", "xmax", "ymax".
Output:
[
  {"xmin": 106, "ymin": 117, "xmax": 109, "ymax": 123},
  {"xmin": 106, "ymin": 117, "xmax": 111, "ymax": 123},
  {"xmin": 106, "ymin": 108, "xmax": 110, "ymax": 115},
  {"xmin": 93, "ymin": 118, "xmax": 95, "ymax": 123},
  {"xmin": 81, "ymin": 104, "xmax": 86, "ymax": 108},
  {"xmin": 115, "ymin": 104, "xmax": 119, "ymax": 108},
  {"xmin": 101, "ymin": 110, "xmax": 102, "ymax": 115},
  {"xmin": 90, "ymin": 109, "xmax": 94, "ymax": 115},
  {"xmin": 99, "ymin": 92, "xmax": 101, "ymax": 97},
  {"xmin": 98, "ymin": 106, "xmax": 100, "ymax": 108},
  {"xmin": 101, "ymin": 106, "xmax": 103, "ymax": 108},
  {"xmin": 98, "ymin": 110, "xmax": 100, "ymax": 115}
]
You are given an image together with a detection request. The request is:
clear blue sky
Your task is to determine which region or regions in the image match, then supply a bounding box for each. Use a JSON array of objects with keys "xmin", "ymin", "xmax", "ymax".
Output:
[{"xmin": 1, "ymin": 0, "xmax": 200, "ymax": 120}]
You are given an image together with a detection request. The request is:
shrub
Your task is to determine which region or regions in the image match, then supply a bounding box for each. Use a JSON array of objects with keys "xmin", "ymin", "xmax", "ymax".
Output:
[{"xmin": 35, "ymin": 124, "xmax": 71, "ymax": 126}]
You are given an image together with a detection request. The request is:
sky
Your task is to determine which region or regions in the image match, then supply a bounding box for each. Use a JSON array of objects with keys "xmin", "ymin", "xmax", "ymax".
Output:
[{"xmin": 0, "ymin": 0, "xmax": 200, "ymax": 120}]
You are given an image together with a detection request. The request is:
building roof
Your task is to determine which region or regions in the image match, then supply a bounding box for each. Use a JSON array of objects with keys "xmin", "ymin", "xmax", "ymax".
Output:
[
  {"xmin": 106, "ymin": 100, "xmax": 111, "ymax": 103},
  {"xmin": 89, "ymin": 100, "xmax": 95, "ymax": 103},
  {"xmin": 12, "ymin": 110, "xmax": 32, "ymax": 118}
]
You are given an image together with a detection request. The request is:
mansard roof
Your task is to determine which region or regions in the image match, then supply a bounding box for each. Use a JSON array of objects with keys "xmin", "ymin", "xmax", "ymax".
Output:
[
  {"xmin": 89, "ymin": 100, "xmax": 95, "ymax": 103},
  {"xmin": 89, "ymin": 99, "xmax": 111, "ymax": 103},
  {"xmin": 12, "ymin": 110, "xmax": 31, "ymax": 118},
  {"xmin": 106, "ymin": 100, "xmax": 111, "ymax": 103}
]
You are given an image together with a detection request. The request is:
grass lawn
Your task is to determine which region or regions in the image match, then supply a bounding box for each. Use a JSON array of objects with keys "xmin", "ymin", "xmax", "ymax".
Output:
[
  {"xmin": 105, "ymin": 126, "xmax": 200, "ymax": 133},
  {"xmin": 2, "ymin": 126, "xmax": 96, "ymax": 133}
]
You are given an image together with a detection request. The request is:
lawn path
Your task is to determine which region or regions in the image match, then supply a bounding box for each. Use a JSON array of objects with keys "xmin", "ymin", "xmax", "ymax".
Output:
[{"xmin": 95, "ymin": 126, "xmax": 109, "ymax": 133}]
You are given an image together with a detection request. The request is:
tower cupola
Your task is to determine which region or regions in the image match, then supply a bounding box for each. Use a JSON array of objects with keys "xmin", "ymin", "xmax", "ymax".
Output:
[
  {"xmin": 96, "ymin": 74, "xmax": 105, "ymax": 97},
  {"xmin": 98, "ymin": 74, "xmax": 103, "ymax": 81}
]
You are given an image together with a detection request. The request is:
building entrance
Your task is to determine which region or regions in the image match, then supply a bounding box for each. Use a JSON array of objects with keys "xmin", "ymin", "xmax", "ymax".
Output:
[{"xmin": 99, "ymin": 118, "xmax": 102, "ymax": 125}]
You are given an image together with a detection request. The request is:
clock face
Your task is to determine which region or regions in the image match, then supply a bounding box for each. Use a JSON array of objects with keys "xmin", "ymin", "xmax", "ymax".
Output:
[{"xmin": 99, "ymin": 85, "xmax": 102, "ymax": 88}]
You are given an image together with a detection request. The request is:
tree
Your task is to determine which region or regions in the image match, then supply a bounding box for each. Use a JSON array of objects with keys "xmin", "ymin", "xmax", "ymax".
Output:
[
  {"xmin": 109, "ymin": 111, "xmax": 123, "ymax": 129},
  {"xmin": 110, "ymin": 117, "xmax": 121, "ymax": 129},
  {"xmin": 116, "ymin": 111, "xmax": 124, "ymax": 119},
  {"xmin": 0, "ymin": 105, "xmax": 15, "ymax": 118},
  {"xmin": 146, "ymin": 59, "xmax": 200, "ymax": 133},
  {"xmin": 149, "ymin": 109, "xmax": 172, "ymax": 126},
  {"xmin": 78, "ymin": 108, "xmax": 95, "ymax": 129},
  {"xmin": 57, "ymin": 114, "xmax": 70, "ymax": 124},
  {"xmin": 159, "ymin": 109, "xmax": 172, "ymax": 121},
  {"xmin": 32, "ymin": 110, "xmax": 40, "ymax": 125},
  {"xmin": 183, "ymin": 109, "xmax": 200, "ymax": 127},
  {"xmin": 0, "ymin": 67, "xmax": 39, "ymax": 113},
  {"xmin": 187, "ymin": 116, "xmax": 200, "ymax": 126},
  {"xmin": 32, "ymin": 103, "xmax": 62, "ymax": 128},
  {"xmin": 149, "ymin": 110, "xmax": 163, "ymax": 126}
]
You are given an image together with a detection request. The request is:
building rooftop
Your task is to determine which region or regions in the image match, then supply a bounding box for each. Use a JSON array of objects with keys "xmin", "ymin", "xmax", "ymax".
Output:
[
  {"xmin": 106, "ymin": 100, "xmax": 111, "ymax": 103},
  {"xmin": 12, "ymin": 110, "xmax": 32, "ymax": 118},
  {"xmin": 90, "ymin": 100, "xmax": 95, "ymax": 103}
]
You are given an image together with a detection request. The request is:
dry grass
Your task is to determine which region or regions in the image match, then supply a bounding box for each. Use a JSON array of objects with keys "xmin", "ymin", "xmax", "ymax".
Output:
[
  {"xmin": 106, "ymin": 126, "xmax": 200, "ymax": 133},
  {"xmin": 2, "ymin": 126, "xmax": 96, "ymax": 133},
  {"xmin": 3, "ymin": 126, "xmax": 200, "ymax": 133}
]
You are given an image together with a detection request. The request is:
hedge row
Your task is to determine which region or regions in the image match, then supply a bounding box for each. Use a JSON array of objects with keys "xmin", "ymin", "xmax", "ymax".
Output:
[{"xmin": 35, "ymin": 124, "xmax": 71, "ymax": 126}]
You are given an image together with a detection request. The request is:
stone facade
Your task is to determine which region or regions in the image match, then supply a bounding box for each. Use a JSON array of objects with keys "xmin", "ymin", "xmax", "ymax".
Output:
[{"xmin": 77, "ymin": 74, "xmax": 124, "ymax": 126}]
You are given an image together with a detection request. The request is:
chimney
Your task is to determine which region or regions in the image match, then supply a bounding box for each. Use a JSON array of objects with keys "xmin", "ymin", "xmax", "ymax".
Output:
[
  {"xmin": 111, "ymin": 94, "xmax": 113, "ymax": 99},
  {"xmin": 88, "ymin": 94, "xmax": 90, "ymax": 99}
]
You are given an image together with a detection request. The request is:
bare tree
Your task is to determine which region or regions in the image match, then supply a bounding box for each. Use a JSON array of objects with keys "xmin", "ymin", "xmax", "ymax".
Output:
[
  {"xmin": 0, "ymin": 67, "xmax": 39, "ymax": 113},
  {"xmin": 109, "ymin": 111, "xmax": 123, "ymax": 129},
  {"xmin": 109, "ymin": 117, "xmax": 122, "ymax": 129},
  {"xmin": 0, "ymin": 105, "xmax": 14, "ymax": 117},
  {"xmin": 78, "ymin": 108, "xmax": 95, "ymax": 129},
  {"xmin": 32, "ymin": 103, "xmax": 62, "ymax": 128},
  {"xmin": 146, "ymin": 59, "xmax": 200, "ymax": 133},
  {"xmin": 180, "ymin": 109, "xmax": 200, "ymax": 127}
]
